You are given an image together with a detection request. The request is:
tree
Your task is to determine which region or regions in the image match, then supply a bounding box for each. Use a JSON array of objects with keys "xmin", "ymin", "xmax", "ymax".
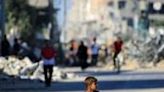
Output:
[
  {"xmin": 5, "ymin": 0, "xmax": 56, "ymax": 43},
  {"xmin": 5, "ymin": 0, "xmax": 32, "ymax": 41}
]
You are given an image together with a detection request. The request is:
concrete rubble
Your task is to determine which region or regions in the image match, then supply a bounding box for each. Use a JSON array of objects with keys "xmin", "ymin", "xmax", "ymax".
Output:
[
  {"xmin": 120, "ymin": 29, "xmax": 164, "ymax": 68},
  {"xmin": 0, "ymin": 56, "xmax": 77, "ymax": 81}
]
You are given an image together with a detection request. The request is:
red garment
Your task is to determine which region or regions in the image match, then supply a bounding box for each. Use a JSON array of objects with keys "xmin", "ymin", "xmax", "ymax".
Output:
[
  {"xmin": 114, "ymin": 40, "xmax": 123, "ymax": 53},
  {"xmin": 41, "ymin": 47, "xmax": 56, "ymax": 59}
]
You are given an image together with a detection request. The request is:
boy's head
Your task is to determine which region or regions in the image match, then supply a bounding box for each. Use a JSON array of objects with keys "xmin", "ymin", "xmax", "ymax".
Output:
[{"xmin": 84, "ymin": 76, "xmax": 98, "ymax": 91}]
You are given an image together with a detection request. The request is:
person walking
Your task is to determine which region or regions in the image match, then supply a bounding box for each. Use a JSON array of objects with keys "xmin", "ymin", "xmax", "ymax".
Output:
[
  {"xmin": 90, "ymin": 37, "xmax": 100, "ymax": 66},
  {"xmin": 77, "ymin": 41, "xmax": 89, "ymax": 70},
  {"xmin": 112, "ymin": 37, "xmax": 123, "ymax": 72},
  {"xmin": 41, "ymin": 40, "xmax": 56, "ymax": 87}
]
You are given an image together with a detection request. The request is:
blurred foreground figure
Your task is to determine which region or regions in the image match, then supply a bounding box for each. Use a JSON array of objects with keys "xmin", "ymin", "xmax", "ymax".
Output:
[
  {"xmin": 84, "ymin": 76, "xmax": 99, "ymax": 92},
  {"xmin": 41, "ymin": 40, "xmax": 56, "ymax": 87}
]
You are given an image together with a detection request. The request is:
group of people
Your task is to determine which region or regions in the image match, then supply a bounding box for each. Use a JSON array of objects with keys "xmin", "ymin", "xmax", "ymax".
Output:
[
  {"xmin": 1, "ymin": 34, "xmax": 123, "ymax": 88},
  {"xmin": 67, "ymin": 38, "xmax": 103, "ymax": 68},
  {"xmin": 40, "ymin": 40, "xmax": 99, "ymax": 88},
  {"xmin": 39, "ymin": 37, "xmax": 123, "ymax": 87},
  {"xmin": 1, "ymin": 35, "xmax": 21, "ymax": 57},
  {"xmin": 67, "ymin": 37, "xmax": 101, "ymax": 70},
  {"xmin": 67, "ymin": 37, "xmax": 123, "ymax": 71}
]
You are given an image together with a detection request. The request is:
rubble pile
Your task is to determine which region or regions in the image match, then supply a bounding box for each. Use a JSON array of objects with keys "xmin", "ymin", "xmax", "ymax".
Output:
[
  {"xmin": 121, "ymin": 29, "xmax": 164, "ymax": 68},
  {"xmin": 0, "ymin": 57, "xmax": 76, "ymax": 81}
]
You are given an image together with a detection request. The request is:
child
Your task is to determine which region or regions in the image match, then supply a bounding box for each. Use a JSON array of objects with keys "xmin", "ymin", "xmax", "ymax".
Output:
[{"xmin": 84, "ymin": 76, "xmax": 99, "ymax": 92}]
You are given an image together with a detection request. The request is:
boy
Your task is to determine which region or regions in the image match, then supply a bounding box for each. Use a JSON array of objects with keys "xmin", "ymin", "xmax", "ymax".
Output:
[{"xmin": 84, "ymin": 76, "xmax": 99, "ymax": 92}]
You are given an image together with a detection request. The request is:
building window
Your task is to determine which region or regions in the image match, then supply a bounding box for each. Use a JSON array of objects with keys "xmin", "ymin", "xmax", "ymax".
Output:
[{"xmin": 118, "ymin": 1, "xmax": 126, "ymax": 9}]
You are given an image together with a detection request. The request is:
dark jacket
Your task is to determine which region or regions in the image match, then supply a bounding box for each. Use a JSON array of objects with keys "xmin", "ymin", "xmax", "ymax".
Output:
[{"xmin": 77, "ymin": 44, "xmax": 88, "ymax": 60}]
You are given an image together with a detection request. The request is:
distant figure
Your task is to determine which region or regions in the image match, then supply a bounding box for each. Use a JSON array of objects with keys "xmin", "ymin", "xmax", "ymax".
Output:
[
  {"xmin": 68, "ymin": 40, "xmax": 78, "ymax": 66},
  {"xmin": 77, "ymin": 41, "xmax": 89, "ymax": 70},
  {"xmin": 112, "ymin": 37, "xmax": 123, "ymax": 70},
  {"xmin": 98, "ymin": 45, "xmax": 108, "ymax": 65},
  {"xmin": 12, "ymin": 38, "xmax": 21, "ymax": 56},
  {"xmin": 1, "ymin": 35, "xmax": 10, "ymax": 57},
  {"xmin": 84, "ymin": 76, "xmax": 99, "ymax": 92},
  {"xmin": 41, "ymin": 40, "xmax": 56, "ymax": 87},
  {"xmin": 90, "ymin": 37, "xmax": 100, "ymax": 66}
]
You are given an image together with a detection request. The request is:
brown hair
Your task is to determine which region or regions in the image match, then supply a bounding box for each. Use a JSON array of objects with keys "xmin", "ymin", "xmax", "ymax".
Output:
[{"xmin": 84, "ymin": 76, "xmax": 97, "ymax": 88}]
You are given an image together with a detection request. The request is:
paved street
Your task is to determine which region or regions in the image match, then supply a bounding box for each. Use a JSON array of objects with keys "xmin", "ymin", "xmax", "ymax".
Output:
[
  {"xmin": 1, "ymin": 0, "xmax": 164, "ymax": 92},
  {"xmin": 1, "ymin": 67, "xmax": 164, "ymax": 92}
]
